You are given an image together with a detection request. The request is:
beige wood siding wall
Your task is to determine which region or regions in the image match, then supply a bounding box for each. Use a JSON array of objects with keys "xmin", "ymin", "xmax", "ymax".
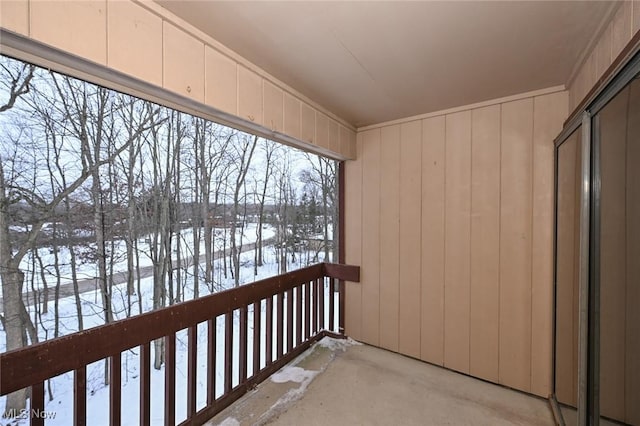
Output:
[
  {"xmin": 344, "ymin": 88, "xmax": 568, "ymax": 397},
  {"xmin": 568, "ymin": 1, "xmax": 640, "ymax": 112},
  {"xmin": 0, "ymin": 0, "xmax": 356, "ymax": 160}
]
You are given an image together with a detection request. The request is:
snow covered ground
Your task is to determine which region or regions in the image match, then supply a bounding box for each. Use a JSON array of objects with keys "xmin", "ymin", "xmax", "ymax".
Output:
[
  {"xmin": 0, "ymin": 223, "xmax": 276, "ymax": 299},
  {"xmin": 0, "ymin": 225, "xmax": 336, "ymax": 425}
]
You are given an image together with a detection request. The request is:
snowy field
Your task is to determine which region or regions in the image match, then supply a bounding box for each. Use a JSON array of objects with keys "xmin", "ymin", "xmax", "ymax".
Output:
[
  {"xmin": 0, "ymin": 223, "xmax": 276, "ymax": 299},
  {"xmin": 0, "ymin": 225, "xmax": 335, "ymax": 425}
]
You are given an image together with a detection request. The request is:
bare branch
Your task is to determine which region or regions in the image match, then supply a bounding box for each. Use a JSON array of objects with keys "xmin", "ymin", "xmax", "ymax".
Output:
[{"xmin": 0, "ymin": 63, "xmax": 34, "ymax": 113}]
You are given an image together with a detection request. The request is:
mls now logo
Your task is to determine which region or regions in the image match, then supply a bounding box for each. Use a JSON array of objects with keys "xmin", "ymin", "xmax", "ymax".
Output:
[{"xmin": 2, "ymin": 409, "xmax": 57, "ymax": 420}]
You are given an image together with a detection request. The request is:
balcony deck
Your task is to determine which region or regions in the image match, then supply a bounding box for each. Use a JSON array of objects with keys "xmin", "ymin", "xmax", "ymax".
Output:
[
  {"xmin": 208, "ymin": 337, "xmax": 554, "ymax": 426},
  {"xmin": 1, "ymin": 262, "xmax": 554, "ymax": 426}
]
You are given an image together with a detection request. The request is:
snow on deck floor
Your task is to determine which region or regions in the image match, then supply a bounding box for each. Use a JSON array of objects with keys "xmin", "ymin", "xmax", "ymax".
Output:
[{"xmin": 208, "ymin": 338, "xmax": 555, "ymax": 426}]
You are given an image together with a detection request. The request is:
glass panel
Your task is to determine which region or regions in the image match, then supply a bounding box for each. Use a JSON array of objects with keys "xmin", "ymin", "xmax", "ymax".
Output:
[
  {"xmin": 555, "ymin": 128, "xmax": 582, "ymax": 425},
  {"xmin": 595, "ymin": 74, "xmax": 640, "ymax": 426}
]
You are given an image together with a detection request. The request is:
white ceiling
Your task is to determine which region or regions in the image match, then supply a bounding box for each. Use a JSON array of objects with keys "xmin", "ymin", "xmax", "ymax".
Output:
[{"xmin": 155, "ymin": 1, "xmax": 613, "ymax": 127}]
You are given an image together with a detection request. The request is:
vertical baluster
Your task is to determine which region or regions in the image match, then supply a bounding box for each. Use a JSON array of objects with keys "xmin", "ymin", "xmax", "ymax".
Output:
[
  {"xmin": 253, "ymin": 301, "xmax": 261, "ymax": 375},
  {"xmin": 225, "ymin": 311, "xmax": 233, "ymax": 393},
  {"xmin": 304, "ymin": 281, "xmax": 311, "ymax": 340},
  {"xmin": 30, "ymin": 382, "xmax": 44, "ymax": 426},
  {"xmin": 277, "ymin": 292, "xmax": 284, "ymax": 359},
  {"xmin": 329, "ymin": 278, "xmax": 336, "ymax": 332},
  {"xmin": 140, "ymin": 343, "xmax": 151, "ymax": 426},
  {"xmin": 266, "ymin": 297, "xmax": 273, "ymax": 365},
  {"xmin": 318, "ymin": 278, "xmax": 325, "ymax": 331},
  {"xmin": 74, "ymin": 366, "xmax": 86, "ymax": 426},
  {"xmin": 296, "ymin": 285, "xmax": 303, "ymax": 346},
  {"xmin": 339, "ymin": 279, "xmax": 345, "ymax": 335},
  {"xmin": 286, "ymin": 288, "xmax": 294, "ymax": 352},
  {"xmin": 110, "ymin": 353, "xmax": 121, "ymax": 426},
  {"xmin": 187, "ymin": 326, "xmax": 197, "ymax": 418},
  {"xmin": 207, "ymin": 318, "xmax": 216, "ymax": 405},
  {"xmin": 165, "ymin": 334, "xmax": 176, "ymax": 426},
  {"xmin": 312, "ymin": 278, "xmax": 320, "ymax": 335},
  {"xmin": 239, "ymin": 306, "xmax": 248, "ymax": 383},
  {"xmin": 313, "ymin": 278, "xmax": 319, "ymax": 334}
]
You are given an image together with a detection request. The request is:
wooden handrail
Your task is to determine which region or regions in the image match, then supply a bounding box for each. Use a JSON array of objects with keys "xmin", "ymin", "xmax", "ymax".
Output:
[
  {"xmin": 323, "ymin": 262, "xmax": 360, "ymax": 282},
  {"xmin": 0, "ymin": 262, "xmax": 359, "ymax": 425}
]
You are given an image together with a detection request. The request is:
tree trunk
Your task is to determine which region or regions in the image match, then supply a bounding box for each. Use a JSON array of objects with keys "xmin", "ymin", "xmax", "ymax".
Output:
[
  {"xmin": 93, "ymin": 173, "xmax": 114, "ymax": 326},
  {"xmin": 0, "ymin": 161, "xmax": 28, "ymax": 414},
  {"xmin": 1, "ymin": 268, "xmax": 28, "ymax": 414},
  {"xmin": 66, "ymin": 199, "xmax": 84, "ymax": 331},
  {"xmin": 255, "ymin": 144, "xmax": 274, "ymax": 271},
  {"xmin": 134, "ymin": 237, "xmax": 142, "ymax": 316},
  {"xmin": 230, "ymin": 135, "xmax": 258, "ymax": 287}
]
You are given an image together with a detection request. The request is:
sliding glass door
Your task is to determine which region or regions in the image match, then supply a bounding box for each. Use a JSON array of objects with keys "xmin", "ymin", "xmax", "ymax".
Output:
[
  {"xmin": 592, "ymin": 73, "xmax": 640, "ymax": 426},
  {"xmin": 554, "ymin": 54, "xmax": 640, "ymax": 426}
]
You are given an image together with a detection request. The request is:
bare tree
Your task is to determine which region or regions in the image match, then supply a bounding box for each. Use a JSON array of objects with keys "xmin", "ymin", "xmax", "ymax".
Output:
[
  {"xmin": 46, "ymin": 111, "xmax": 85, "ymax": 331},
  {"xmin": 300, "ymin": 155, "xmax": 337, "ymax": 262},
  {"xmin": 116, "ymin": 96, "xmax": 148, "ymax": 308},
  {"xmin": 0, "ymin": 61, "xmax": 36, "ymax": 414},
  {"xmin": 44, "ymin": 72, "xmax": 160, "ymax": 383},
  {"xmin": 254, "ymin": 140, "xmax": 277, "ymax": 274},
  {"xmin": 0, "ymin": 61, "xmax": 111, "ymax": 413},
  {"xmin": 202, "ymin": 126, "xmax": 234, "ymax": 285},
  {"xmin": 273, "ymin": 151, "xmax": 296, "ymax": 274},
  {"xmin": 229, "ymin": 134, "xmax": 258, "ymax": 286},
  {"xmin": 145, "ymin": 108, "xmax": 184, "ymax": 369}
]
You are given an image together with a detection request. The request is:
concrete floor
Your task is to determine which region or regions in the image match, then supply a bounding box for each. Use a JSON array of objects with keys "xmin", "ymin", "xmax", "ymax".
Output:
[
  {"xmin": 560, "ymin": 406, "xmax": 622, "ymax": 426},
  {"xmin": 208, "ymin": 338, "xmax": 555, "ymax": 426}
]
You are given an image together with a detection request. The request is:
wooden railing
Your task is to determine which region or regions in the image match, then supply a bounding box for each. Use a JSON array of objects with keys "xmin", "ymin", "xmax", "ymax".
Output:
[{"xmin": 0, "ymin": 262, "xmax": 360, "ymax": 426}]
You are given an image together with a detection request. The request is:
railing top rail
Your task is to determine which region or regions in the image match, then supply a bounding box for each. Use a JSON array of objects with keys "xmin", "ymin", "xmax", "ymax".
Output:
[
  {"xmin": 323, "ymin": 263, "xmax": 360, "ymax": 282},
  {"xmin": 0, "ymin": 262, "xmax": 359, "ymax": 395}
]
